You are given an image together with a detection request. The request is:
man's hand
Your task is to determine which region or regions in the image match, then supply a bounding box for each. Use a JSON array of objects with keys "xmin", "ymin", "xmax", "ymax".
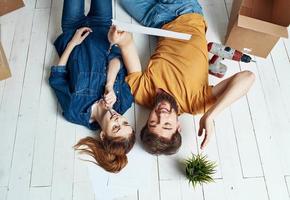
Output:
[
  {"xmin": 69, "ymin": 27, "xmax": 92, "ymax": 47},
  {"xmin": 198, "ymin": 114, "xmax": 215, "ymax": 150},
  {"xmin": 103, "ymin": 85, "xmax": 117, "ymax": 109},
  {"xmin": 108, "ymin": 25, "xmax": 132, "ymax": 47}
]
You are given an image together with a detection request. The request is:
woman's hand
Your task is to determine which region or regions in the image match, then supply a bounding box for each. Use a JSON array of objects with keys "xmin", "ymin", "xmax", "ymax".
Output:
[
  {"xmin": 103, "ymin": 85, "xmax": 117, "ymax": 109},
  {"xmin": 69, "ymin": 27, "xmax": 92, "ymax": 47},
  {"xmin": 198, "ymin": 113, "xmax": 215, "ymax": 150},
  {"xmin": 108, "ymin": 25, "xmax": 132, "ymax": 47}
]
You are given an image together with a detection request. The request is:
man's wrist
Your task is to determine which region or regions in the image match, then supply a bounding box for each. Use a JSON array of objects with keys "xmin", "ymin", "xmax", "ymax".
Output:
[
  {"xmin": 204, "ymin": 110, "xmax": 215, "ymax": 121},
  {"xmin": 118, "ymin": 39, "xmax": 133, "ymax": 49}
]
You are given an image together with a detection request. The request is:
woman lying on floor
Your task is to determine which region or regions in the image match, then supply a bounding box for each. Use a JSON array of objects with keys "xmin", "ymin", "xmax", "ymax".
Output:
[{"xmin": 49, "ymin": 0, "xmax": 135, "ymax": 173}]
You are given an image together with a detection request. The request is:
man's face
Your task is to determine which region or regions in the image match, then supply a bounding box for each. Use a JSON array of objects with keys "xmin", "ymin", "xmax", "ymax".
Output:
[{"xmin": 147, "ymin": 91, "xmax": 180, "ymax": 139}]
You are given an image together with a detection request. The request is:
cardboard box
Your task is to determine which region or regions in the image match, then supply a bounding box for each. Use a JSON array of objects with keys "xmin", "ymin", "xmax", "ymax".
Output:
[
  {"xmin": 0, "ymin": 0, "xmax": 25, "ymax": 16},
  {"xmin": 225, "ymin": 0, "xmax": 290, "ymax": 58},
  {"xmin": 0, "ymin": 42, "xmax": 11, "ymax": 81}
]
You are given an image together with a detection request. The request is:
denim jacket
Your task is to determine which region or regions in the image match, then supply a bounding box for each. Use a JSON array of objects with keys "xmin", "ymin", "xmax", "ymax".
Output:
[{"xmin": 49, "ymin": 26, "xmax": 134, "ymax": 130}]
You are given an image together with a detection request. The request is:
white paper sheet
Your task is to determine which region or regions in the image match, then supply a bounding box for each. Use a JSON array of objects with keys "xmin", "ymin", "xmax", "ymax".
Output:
[{"xmin": 112, "ymin": 19, "xmax": 192, "ymax": 40}]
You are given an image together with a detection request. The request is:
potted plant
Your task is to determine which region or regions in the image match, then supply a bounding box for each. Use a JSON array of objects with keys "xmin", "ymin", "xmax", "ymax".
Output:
[{"xmin": 185, "ymin": 154, "xmax": 216, "ymax": 187}]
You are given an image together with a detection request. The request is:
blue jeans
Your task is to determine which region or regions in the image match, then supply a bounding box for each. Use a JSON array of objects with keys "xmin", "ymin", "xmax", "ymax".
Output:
[
  {"xmin": 119, "ymin": 0, "xmax": 203, "ymax": 28},
  {"xmin": 61, "ymin": 0, "xmax": 112, "ymax": 32}
]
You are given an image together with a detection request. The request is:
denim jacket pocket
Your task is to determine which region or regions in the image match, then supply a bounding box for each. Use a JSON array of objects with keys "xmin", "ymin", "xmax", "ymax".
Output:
[{"xmin": 75, "ymin": 72, "xmax": 105, "ymax": 96}]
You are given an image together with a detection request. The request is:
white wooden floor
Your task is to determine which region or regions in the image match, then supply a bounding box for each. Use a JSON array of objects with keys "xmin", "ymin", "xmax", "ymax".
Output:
[{"xmin": 1, "ymin": 0, "xmax": 290, "ymax": 199}]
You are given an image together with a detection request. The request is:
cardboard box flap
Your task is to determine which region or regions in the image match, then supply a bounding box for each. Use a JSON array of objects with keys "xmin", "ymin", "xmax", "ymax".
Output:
[
  {"xmin": 272, "ymin": 0, "xmax": 290, "ymax": 27},
  {"xmin": 0, "ymin": 0, "xmax": 25, "ymax": 16},
  {"xmin": 238, "ymin": 15, "xmax": 288, "ymax": 38},
  {"xmin": 0, "ymin": 43, "xmax": 12, "ymax": 81}
]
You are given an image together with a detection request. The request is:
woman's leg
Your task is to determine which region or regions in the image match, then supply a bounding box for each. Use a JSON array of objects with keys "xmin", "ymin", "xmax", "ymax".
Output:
[
  {"xmin": 61, "ymin": 0, "xmax": 86, "ymax": 32},
  {"xmin": 87, "ymin": 0, "xmax": 113, "ymax": 26}
]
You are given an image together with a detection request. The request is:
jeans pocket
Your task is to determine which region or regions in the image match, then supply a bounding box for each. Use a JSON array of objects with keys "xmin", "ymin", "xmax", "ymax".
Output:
[
  {"xmin": 151, "ymin": 4, "xmax": 176, "ymax": 28},
  {"xmin": 175, "ymin": 4, "xmax": 194, "ymax": 16}
]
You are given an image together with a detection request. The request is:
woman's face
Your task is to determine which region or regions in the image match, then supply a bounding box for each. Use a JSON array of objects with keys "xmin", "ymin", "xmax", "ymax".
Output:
[{"xmin": 101, "ymin": 110, "xmax": 133, "ymax": 138}]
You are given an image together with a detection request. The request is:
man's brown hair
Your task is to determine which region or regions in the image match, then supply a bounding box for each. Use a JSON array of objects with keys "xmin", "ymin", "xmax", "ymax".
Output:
[{"xmin": 140, "ymin": 125, "xmax": 181, "ymax": 155}]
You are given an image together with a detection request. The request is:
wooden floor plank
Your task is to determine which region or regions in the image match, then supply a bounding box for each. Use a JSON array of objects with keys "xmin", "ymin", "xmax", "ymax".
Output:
[
  {"xmin": 214, "ymin": 109, "xmax": 245, "ymax": 200},
  {"xmin": 203, "ymin": 180, "xmax": 228, "ymax": 200},
  {"xmin": 283, "ymin": 37, "xmax": 290, "ymax": 62},
  {"xmin": 29, "ymin": 187, "xmax": 51, "ymax": 200},
  {"xmin": 30, "ymin": 0, "xmax": 61, "ymax": 187},
  {"xmin": 286, "ymin": 176, "xmax": 290, "ymax": 198},
  {"xmin": 0, "ymin": 8, "xmax": 34, "ymax": 187},
  {"xmin": 239, "ymin": 178, "xmax": 268, "ymax": 200},
  {"xmin": 6, "ymin": 8, "xmax": 51, "ymax": 200},
  {"xmin": 159, "ymin": 180, "xmax": 182, "ymax": 200},
  {"xmin": 270, "ymin": 40, "xmax": 290, "ymax": 175},
  {"xmin": 160, "ymin": 180, "xmax": 203, "ymax": 200},
  {"xmin": 50, "ymin": 116, "xmax": 75, "ymax": 200},
  {"xmin": 255, "ymin": 53, "xmax": 290, "ymax": 176},
  {"xmin": 74, "ymin": 126, "xmax": 94, "ymax": 183},
  {"xmin": 23, "ymin": 0, "xmax": 37, "ymax": 8},
  {"xmin": 0, "ymin": 187, "xmax": 7, "ymax": 200},
  {"xmin": 240, "ymin": 60, "xmax": 289, "ymax": 200},
  {"xmin": 73, "ymin": 181, "xmax": 95, "ymax": 200},
  {"xmin": 36, "ymin": 0, "xmax": 51, "ymax": 9},
  {"xmin": 6, "ymin": 8, "xmax": 50, "ymax": 200}
]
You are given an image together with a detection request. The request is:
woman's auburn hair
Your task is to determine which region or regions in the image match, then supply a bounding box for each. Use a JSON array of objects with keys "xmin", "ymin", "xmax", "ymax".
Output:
[{"xmin": 74, "ymin": 131, "xmax": 135, "ymax": 173}]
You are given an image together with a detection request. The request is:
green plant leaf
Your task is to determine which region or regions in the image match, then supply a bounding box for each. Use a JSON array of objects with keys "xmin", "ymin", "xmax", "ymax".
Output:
[{"xmin": 184, "ymin": 153, "xmax": 217, "ymax": 188}]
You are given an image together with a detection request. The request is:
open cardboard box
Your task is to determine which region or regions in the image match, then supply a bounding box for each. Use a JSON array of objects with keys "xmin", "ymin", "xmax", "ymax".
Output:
[
  {"xmin": 0, "ymin": 0, "xmax": 25, "ymax": 81},
  {"xmin": 225, "ymin": 0, "xmax": 290, "ymax": 58},
  {"xmin": 0, "ymin": 42, "xmax": 11, "ymax": 81},
  {"xmin": 0, "ymin": 0, "xmax": 25, "ymax": 16}
]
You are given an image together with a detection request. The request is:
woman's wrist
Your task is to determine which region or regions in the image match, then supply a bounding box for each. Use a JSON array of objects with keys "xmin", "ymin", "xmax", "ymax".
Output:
[
  {"xmin": 105, "ymin": 83, "xmax": 114, "ymax": 91},
  {"xmin": 67, "ymin": 42, "xmax": 76, "ymax": 49}
]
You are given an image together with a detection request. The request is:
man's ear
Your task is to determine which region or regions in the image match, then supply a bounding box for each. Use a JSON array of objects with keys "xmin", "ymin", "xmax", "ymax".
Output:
[{"xmin": 100, "ymin": 131, "xmax": 105, "ymax": 140}]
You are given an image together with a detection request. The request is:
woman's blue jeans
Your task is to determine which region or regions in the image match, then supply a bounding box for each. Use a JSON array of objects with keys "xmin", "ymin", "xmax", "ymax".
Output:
[
  {"xmin": 61, "ymin": 0, "xmax": 112, "ymax": 32},
  {"xmin": 119, "ymin": 0, "xmax": 203, "ymax": 28}
]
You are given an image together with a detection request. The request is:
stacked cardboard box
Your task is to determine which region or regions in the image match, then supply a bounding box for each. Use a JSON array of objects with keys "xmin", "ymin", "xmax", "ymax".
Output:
[
  {"xmin": 0, "ymin": 0, "xmax": 25, "ymax": 81},
  {"xmin": 225, "ymin": 0, "xmax": 290, "ymax": 58}
]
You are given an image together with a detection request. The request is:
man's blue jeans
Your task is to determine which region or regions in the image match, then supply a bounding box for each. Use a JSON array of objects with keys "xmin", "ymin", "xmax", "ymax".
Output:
[
  {"xmin": 61, "ymin": 0, "xmax": 112, "ymax": 32},
  {"xmin": 119, "ymin": 0, "xmax": 203, "ymax": 28}
]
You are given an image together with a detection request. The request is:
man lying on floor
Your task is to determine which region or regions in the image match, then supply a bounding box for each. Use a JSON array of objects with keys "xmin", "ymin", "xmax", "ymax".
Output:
[{"xmin": 108, "ymin": 0, "xmax": 255, "ymax": 154}]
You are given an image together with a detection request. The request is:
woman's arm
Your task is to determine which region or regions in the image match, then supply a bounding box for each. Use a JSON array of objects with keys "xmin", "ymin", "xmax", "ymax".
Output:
[
  {"xmin": 108, "ymin": 26, "xmax": 142, "ymax": 74},
  {"xmin": 103, "ymin": 58, "xmax": 121, "ymax": 108},
  {"xmin": 58, "ymin": 27, "xmax": 92, "ymax": 66},
  {"xmin": 49, "ymin": 27, "xmax": 92, "ymax": 114}
]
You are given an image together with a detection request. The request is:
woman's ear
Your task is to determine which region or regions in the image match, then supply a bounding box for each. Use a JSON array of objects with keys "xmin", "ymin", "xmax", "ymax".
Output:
[
  {"xmin": 100, "ymin": 131, "xmax": 105, "ymax": 141},
  {"xmin": 177, "ymin": 122, "xmax": 181, "ymax": 133}
]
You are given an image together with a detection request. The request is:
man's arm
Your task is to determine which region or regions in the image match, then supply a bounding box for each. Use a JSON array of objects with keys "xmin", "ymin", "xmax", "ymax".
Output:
[
  {"xmin": 198, "ymin": 71, "xmax": 255, "ymax": 149},
  {"xmin": 108, "ymin": 26, "xmax": 142, "ymax": 74}
]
